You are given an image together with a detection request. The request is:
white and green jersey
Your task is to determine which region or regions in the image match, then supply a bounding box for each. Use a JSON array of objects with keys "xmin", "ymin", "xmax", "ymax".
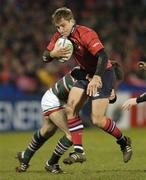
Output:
[
  {"xmin": 51, "ymin": 73, "xmax": 76, "ymax": 102},
  {"xmin": 41, "ymin": 73, "xmax": 76, "ymax": 116},
  {"xmin": 41, "ymin": 67, "xmax": 87, "ymax": 116}
]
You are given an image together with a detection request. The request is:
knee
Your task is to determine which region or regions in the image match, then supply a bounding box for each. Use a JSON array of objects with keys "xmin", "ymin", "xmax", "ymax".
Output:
[
  {"xmin": 40, "ymin": 126, "xmax": 57, "ymax": 139},
  {"xmin": 44, "ymin": 129, "xmax": 57, "ymax": 139},
  {"xmin": 92, "ymin": 115, "xmax": 106, "ymax": 127},
  {"xmin": 45, "ymin": 129, "xmax": 56, "ymax": 138}
]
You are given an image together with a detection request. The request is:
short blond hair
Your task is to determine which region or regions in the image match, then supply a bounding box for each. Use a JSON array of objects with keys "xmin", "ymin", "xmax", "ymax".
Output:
[{"xmin": 52, "ymin": 7, "xmax": 74, "ymax": 24}]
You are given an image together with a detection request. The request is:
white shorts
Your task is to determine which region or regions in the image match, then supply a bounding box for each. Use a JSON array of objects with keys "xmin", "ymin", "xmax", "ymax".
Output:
[{"xmin": 41, "ymin": 88, "xmax": 65, "ymax": 116}]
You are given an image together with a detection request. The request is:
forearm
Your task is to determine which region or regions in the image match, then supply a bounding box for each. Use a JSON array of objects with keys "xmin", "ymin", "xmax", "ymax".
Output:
[
  {"xmin": 42, "ymin": 50, "xmax": 54, "ymax": 63},
  {"xmin": 94, "ymin": 49, "xmax": 108, "ymax": 77},
  {"xmin": 136, "ymin": 92, "xmax": 146, "ymax": 103}
]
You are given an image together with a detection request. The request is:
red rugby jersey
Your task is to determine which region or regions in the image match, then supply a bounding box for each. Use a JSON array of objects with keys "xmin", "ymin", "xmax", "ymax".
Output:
[{"xmin": 47, "ymin": 25, "xmax": 112, "ymax": 74}]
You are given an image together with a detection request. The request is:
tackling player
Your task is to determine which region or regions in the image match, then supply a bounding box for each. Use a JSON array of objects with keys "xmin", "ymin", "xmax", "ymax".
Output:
[{"xmin": 15, "ymin": 67, "xmax": 85, "ymax": 173}]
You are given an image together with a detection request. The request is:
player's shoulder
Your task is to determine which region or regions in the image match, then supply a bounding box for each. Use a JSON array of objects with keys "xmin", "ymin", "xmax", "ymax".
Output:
[
  {"xmin": 76, "ymin": 25, "xmax": 95, "ymax": 34},
  {"xmin": 51, "ymin": 32, "xmax": 61, "ymax": 40}
]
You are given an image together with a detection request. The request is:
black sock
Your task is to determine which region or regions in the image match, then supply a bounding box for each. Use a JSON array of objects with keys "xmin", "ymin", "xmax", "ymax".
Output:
[
  {"xmin": 23, "ymin": 130, "xmax": 47, "ymax": 164},
  {"xmin": 117, "ymin": 136, "xmax": 127, "ymax": 146},
  {"xmin": 48, "ymin": 135, "xmax": 72, "ymax": 165}
]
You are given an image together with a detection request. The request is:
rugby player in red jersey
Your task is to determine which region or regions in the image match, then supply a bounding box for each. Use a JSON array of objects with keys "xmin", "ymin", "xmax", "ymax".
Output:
[{"xmin": 43, "ymin": 7, "xmax": 132, "ymax": 165}]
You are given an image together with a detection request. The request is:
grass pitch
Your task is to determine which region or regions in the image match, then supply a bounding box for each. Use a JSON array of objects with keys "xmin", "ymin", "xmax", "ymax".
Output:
[{"xmin": 0, "ymin": 128, "xmax": 146, "ymax": 180}]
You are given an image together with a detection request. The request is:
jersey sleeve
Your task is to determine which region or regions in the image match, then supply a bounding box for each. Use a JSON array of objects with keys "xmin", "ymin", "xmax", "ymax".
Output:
[
  {"xmin": 47, "ymin": 32, "xmax": 60, "ymax": 51},
  {"xmin": 81, "ymin": 30, "xmax": 104, "ymax": 56}
]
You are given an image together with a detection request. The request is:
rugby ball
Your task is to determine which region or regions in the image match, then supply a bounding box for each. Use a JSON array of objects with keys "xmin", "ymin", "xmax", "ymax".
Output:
[{"xmin": 56, "ymin": 37, "xmax": 73, "ymax": 63}]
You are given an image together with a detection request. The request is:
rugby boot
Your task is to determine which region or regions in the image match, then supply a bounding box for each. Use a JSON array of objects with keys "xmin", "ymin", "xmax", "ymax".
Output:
[
  {"xmin": 16, "ymin": 151, "xmax": 29, "ymax": 172},
  {"xmin": 45, "ymin": 162, "xmax": 64, "ymax": 174},
  {"xmin": 117, "ymin": 136, "xmax": 132, "ymax": 163},
  {"xmin": 63, "ymin": 151, "xmax": 86, "ymax": 165}
]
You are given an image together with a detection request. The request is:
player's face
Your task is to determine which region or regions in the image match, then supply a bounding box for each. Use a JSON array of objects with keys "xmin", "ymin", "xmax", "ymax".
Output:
[{"xmin": 55, "ymin": 18, "xmax": 74, "ymax": 37}]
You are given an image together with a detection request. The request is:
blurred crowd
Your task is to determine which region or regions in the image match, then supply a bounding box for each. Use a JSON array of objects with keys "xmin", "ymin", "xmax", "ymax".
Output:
[{"xmin": 1, "ymin": 0, "xmax": 146, "ymax": 95}]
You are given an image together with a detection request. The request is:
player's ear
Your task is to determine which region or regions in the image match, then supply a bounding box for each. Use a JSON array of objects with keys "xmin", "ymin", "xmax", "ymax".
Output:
[{"xmin": 70, "ymin": 18, "xmax": 75, "ymax": 24}]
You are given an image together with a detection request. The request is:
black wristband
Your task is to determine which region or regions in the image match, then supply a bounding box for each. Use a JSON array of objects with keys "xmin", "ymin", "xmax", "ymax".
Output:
[
  {"xmin": 109, "ymin": 95, "xmax": 117, "ymax": 104},
  {"xmin": 42, "ymin": 50, "xmax": 54, "ymax": 63},
  {"xmin": 136, "ymin": 92, "xmax": 146, "ymax": 103}
]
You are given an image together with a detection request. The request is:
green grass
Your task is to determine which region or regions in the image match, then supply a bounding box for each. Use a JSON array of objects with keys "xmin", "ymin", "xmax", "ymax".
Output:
[{"xmin": 0, "ymin": 128, "xmax": 146, "ymax": 180}]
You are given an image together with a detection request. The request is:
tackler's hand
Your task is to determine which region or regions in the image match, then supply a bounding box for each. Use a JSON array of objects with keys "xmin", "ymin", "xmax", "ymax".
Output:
[
  {"xmin": 87, "ymin": 75, "xmax": 102, "ymax": 96},
  {"xmin": 122, "ymin": 98, "xmax": 137, "ymax": 111}
]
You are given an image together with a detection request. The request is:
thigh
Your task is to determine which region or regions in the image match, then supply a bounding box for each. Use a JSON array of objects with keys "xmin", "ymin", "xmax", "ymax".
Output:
[
  {"xmin": 68, "ymin": 86, "xmax": 86, "ymax": 106},
  {"xmin": 92, "ymin": 68, "xmax": 115, "ymax": 100},
  {"xmin": 68, "ymin": 79, "xmax": 89, "ymax": 108},
  {"xmin": 40, "ymin": 116, "xmax": 57, "ymax": 138},
  {"xmin": 91, "ymin": 98, "xmax": 109, "ymax": 125},
  {"xmin": 66, "ymin": 86, "xmax": 87, "ymax": 117}
]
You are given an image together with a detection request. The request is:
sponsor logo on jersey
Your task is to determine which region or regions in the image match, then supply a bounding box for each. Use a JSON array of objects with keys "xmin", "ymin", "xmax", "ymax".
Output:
[
  {"xmin": 93, "ymin": 42, "xmax": 100, "ymax": 47},
  {"xmin": 93, "ymin": 92, "xmax": 100, "ymax": 97}
]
